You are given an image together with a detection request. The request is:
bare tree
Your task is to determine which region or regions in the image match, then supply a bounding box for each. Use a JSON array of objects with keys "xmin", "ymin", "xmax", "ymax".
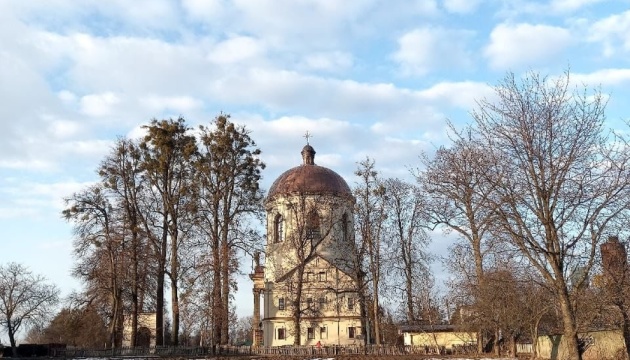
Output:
[
  {"xmin": 472, "ymin": 69, "xmax": 630, "ymax": 360},
  {"xmin": 64, "ymin": 185, "xmax": 127, "ymax": 347},
  {"xmin": 418, "ymin": 133, "xmax": 498, "ymax": 353},
  {"xmin": 0, "ymin": 263, "xmax": 59, "ymax": 356},
  {"xmin": 354, "ymin": 158, "xmax": 387, "ymax": 344},
  {"xmin": 381, "ymin": 178, "xmax": 431, "ymax": 323},
  {"xmin": 230, "ymin": 315, "xmax": 253, "ymax": 345}
]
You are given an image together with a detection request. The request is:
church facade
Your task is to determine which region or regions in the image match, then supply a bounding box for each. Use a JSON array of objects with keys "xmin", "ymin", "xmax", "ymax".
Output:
[{"xmin": 250, "ymin": 144, "xmax": 363, "ymax": 346}]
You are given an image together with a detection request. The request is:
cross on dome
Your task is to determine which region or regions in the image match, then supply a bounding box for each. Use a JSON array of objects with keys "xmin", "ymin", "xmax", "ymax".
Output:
[{"xmin": 303, "ymin": 131, "xmax": 312, "ymax": 145}]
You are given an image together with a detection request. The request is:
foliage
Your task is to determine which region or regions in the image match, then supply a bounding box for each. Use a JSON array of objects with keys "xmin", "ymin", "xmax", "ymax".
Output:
[{"xmin": 29, "ymin": 307, "xmax": 108, "ymax": 347}]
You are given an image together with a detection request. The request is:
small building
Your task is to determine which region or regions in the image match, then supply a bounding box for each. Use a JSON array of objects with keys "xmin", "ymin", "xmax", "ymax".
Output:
[
  {"xmin": 398, "ymin": 324, "xmax": 476, "ymax": 351},
  {"xmin": 122, "ymin": 312, "xmax": 156, "ymax": 347},
  {"xmin": 536, "ymin": 330, "xmax": 625, "ymax": 360}
]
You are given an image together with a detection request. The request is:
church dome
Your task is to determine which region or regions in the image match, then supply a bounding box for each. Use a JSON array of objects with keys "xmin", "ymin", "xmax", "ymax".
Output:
[{"xmin": 267, "ymin": 145, "xmax": 352, "ymax": 201}]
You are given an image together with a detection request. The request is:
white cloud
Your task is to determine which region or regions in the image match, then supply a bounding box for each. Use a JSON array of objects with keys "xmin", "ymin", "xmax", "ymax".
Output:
[
  {"xmin": 588, "ymin": 10, "xmax": 630, "ymax": 57},
  {"xmin": 571, "ymin": 68, "xmax": 630, "ymax": 86},
  {"xmin": 48, "ymin": 120, "xmax": 82, "ymax": 139},
  {"xmin": 0, "ymin": 159, "xmax": 56, "ymax": 171},
  {"xmin": 392, "ymin": 27, "xmax": 473, "ymax": 76},
  {"xmin": 207, "ymin": 36, "xmax": 266, "ymax": 64},
  {"xmin": 57, "ymin": 139, "xmax": 113, "ymax": 160},
  {"xmin": 140, "ymin": 95, "xmax": 203, "ymax": 113},
  {"xmin": 79, "ymin": 92, "xmax": 121, "ymax": 117},
  {"xmin": 181, "ymin": 0, "xmax": 225, "ymax": 22},
  {"xmin": 57, "ymin": 90, "xmax": 77, "ymax": 104},
  {"xmin": 301, "ymin": 52, "xmax": 354, "ymax": 72},
  {"xmin": 0, "ymin": 179, "xmax": 96, "ymax": 219},
  {"xmin": 443, "ymin": 0, "xmax": 482, "ymax": 14},
  {"xmin": 484, "ymin": 23, "xmax": 572, "ymax": 70},
  {"xmin": 418, "ymin": 81, "xmax": 494, "ymax": 109},
  {"xmin": 550, "ymin": 0, "xmax": 605, "ymax": 12}
]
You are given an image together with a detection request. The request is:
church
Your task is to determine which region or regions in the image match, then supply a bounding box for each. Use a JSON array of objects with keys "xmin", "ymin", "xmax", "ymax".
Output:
[{"xmin": 250, "ymin": 143, "xmax": 363, "ymax": 346}]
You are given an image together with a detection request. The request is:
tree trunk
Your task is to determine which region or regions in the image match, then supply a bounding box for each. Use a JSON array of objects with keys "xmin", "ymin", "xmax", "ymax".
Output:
[
  {"xmin": 8, "ymin": 318, "xmax": 17, "ymax": 357},
  {"xmin": 293, "ymin": 266, "xmax": 305, "ymax": 346},
  {"xmin": 221, "ymin": 232, "xmax": 230, "ymax": 345},
  {"xmin": 509, "ymin": 335, "xmax": 517, "ymax": 357},
  {"xmin": 473, "ymin": 237, "xmax": 485, "ymax": 354},
  {"xmin": 402, "ymin": 242, "xmax": 414, "ymax": 322},
  {"xmin": 170, "ymin": 226, "xmax": 180, "ymax": 346},
  {"xmin": 532, "ymin": 316, "xmax": 541, "ymax": 359},
  {"xmin": 171, "ymin": 277, "xmax": 179, "ymax": 345},
  {"xmin": 494, "ymin": 328, "xmax": 500, "ymax": 356},
  {"xmin": 131, "ymin": 235, "xmax": 139, "ymax": 347},
  {"xmin": 212, "ymin": 233, "xmax": 222, "ymax": 347},
  {"xmin": 558, "ymin": 289, "xmax": 581, "ymax": 360},
  {"xmin": 155, "ymin": 269, "xmax": 164, "ymax": 346},
  {"xmin": 357, "ymin": 272, "xmax": 369, "ymax": 346},
  {"xmin": 620, "ymin": 304, "xmax": 630, "ymax": 360},
  {"xmin": 372, "ymin": 288, "xmax": 381, "ymax": 345}
]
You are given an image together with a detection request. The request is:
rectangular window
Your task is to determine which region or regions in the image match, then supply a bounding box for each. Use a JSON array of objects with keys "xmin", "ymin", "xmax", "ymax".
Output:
[
  {"xmin": 319, "ymin": 296, "xmax": 326, "ymax": 309},
  {"xmin": 279, "ymin": 297, "xmax": 285, "ymax": 310},
  {"xmin": 318, "ymin": 271, "xmax": 326, "ymax": 281},
  {"xmin": 307, "ymin": 297, "xmax": 313, "ymax": 309},
  {"xmin": 348, "ymin": 297, "xmax": 355, "ymax": 311},
  {"xmin": 307, "ymin": 327, "xmax": 315, "ymax": 340},
  {"xmin": 277, "ymin": 328, "xmax": 286, "ymax": 340},
  {"xmin": 320, "ymin": 326, "xmax": 327, "ymax": 339},
  {"xmin": 306, "ymin": 272, "xmax": 313, "ymax": 282},
  {"xmin": 348, "ymin": 326, "xmax": 356, "ymax": 339}
]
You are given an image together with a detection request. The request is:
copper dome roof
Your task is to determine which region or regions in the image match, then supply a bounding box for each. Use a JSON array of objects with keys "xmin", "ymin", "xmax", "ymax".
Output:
[{"xmin": 267, "ymin": 145, "xmax": 352, "ymax": 201}]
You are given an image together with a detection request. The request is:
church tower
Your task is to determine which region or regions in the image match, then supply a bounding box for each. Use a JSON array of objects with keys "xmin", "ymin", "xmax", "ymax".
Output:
[{"xmin": 251, "ymin": 144, "xmax": 362, "ymax": 346}]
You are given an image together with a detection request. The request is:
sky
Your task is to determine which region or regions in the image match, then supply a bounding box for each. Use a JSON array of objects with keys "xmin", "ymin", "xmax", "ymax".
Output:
[{"xmin": 2, "ymin": 0, "xmax": 630, "ymax": 336}]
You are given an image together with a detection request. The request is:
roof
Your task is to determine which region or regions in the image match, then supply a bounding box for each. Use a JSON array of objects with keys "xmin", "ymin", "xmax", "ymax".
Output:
[
  {"xmin": 267, "ymin": 145, "xmax": 352, "ymax": 201},
  {"xmin": 398, "ymin": 324, "xmax": 457, "ymax": 333}
]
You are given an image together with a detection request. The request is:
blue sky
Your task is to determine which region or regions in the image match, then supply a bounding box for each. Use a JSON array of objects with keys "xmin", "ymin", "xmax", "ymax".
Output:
[{"xmin": 2, "ymin": 0, "xmax": 630, "ymax": 337}]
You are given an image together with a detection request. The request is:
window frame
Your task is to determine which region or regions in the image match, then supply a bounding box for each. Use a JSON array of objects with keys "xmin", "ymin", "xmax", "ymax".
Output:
[
  {"xmin": 318, "ymin": 296, "xmax": 326, "ymax": 309},
  {"xmin": 274, "ymin": 214, "xmax": 284, "ymax": 243}
]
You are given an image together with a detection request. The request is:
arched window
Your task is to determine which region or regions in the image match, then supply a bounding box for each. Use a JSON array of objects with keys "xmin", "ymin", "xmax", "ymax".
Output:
[
  {"xmin": 341, "ymin": 213, "xmax": 349, "ymax": 241},
  {"xmin": 274, "ymin": 214, "xmax": 283, "ymax": 243},
  {"xmin": 306, "ymin": 210, "xmax": 320, "ymax": 243}
]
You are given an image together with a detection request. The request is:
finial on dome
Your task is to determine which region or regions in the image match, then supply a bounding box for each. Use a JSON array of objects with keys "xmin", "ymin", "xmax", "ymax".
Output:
[
  {"xmin": 301, "ymin": 144, "xmax": 316, "ymax": 165},
  {"xmin": 303, "ymin": 131, "xmax": 312, "ymax": 145}
]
